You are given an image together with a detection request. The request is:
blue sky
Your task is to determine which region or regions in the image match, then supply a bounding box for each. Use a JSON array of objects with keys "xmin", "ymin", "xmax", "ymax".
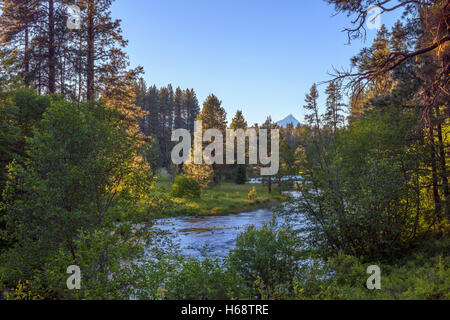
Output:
[{"xmin": 111, "ymin": 0, "xmax": 401, "ymax": 125}]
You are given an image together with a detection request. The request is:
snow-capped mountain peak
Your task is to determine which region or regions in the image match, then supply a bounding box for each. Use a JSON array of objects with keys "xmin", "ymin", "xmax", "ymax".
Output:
[{"xmin": 277, "ymin": 114, "xmax": 300, "ymax": 128}]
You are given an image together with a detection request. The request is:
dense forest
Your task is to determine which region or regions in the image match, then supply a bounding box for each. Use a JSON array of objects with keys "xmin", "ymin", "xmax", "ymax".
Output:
[
  {"xmin": 0, "ymin": 0, "xmax": 448, "ymax": 300},
  {"xmin": 135, "ymin": 82, "xmax": 200, "ymax": 169}
]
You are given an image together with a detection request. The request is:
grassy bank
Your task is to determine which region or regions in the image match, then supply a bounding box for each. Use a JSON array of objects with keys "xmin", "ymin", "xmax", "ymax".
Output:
[{"xmin": 149, "ymin": 178, "xmax": 288, "ymax": 217}]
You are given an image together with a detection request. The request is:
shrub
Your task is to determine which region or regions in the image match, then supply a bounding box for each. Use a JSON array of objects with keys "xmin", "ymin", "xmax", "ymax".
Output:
[
  {"xmin": 290, "ymin": 245, "xmax": 450, "ymax": 300},
  {"xmin": 183, "ymin": 162, "xmax": 214, "ymax": 189},
  {"xmin": 248, "ymin": 186, "xmax": 257, "ymax": 200},
  {"xmin": 133, "ymin": 247, "xmax": 249, "ymax": 300},
  {"xmin": 235, "ymin": 165, "xmax": 247, "ymax": 184},
  {"xmin": 228, "ymin": 222, "xmax": 304, "ymax": 298},
  {"xmin": 172, "ymin": 175, "xmax": 201, "ymax": 198},
  {"xmin": 1, "ymin": 100, "xmax": 153, "ymax": 299},
  {"xmin": 5, "ymin": 281, "xmax": 43, "ymax": 300},
  {"xmin": 290, "ymin": 106, "xmax": 433, "ymax": 261}
]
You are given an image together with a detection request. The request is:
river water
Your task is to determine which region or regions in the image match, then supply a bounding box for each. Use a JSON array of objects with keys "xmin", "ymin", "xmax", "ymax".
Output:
[{"xmin": 151, "ymin": 192, "xmax": 302, "ymax": 259}]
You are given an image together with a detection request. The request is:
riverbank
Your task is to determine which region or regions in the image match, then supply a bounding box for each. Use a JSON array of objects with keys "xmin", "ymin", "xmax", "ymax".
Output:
[{"xmin": 149, "ymin": 179, "xmax": 289, "ymax": 218}]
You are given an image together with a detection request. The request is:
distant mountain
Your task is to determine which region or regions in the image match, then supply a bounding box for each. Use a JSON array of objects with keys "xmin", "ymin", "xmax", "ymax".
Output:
[{"xmin": 277, "ymin": 114, "xmax": 300, "ymax": 128}]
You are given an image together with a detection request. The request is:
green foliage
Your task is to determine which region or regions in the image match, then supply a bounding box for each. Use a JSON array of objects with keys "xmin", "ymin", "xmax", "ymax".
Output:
[
  {"xmin": 292, "ymin": 247, "xmax": 450, "ymax": 300},
  {"xmin": 323, "ymin": 81, "xmax": 345, "ymax": 132},
  {"xmin": 0, "ymin": 88, "xmax": 52, "ymax": 251},
  {"xmin": 198, "ymin": 94, "xmax": 228, "ymax": 183},
  {"xmin": 230, "ymin": 110, "xmax": 248, "ymax": 130},
  {"xmin": 228, "ymin": 222, "xmax": 304, "ymax": 299},
  {"xmin": 386, "ymin": 255, "xmax": 449, "ymax": 300},
  {"xmin": 144, "ymin": 135, "xmax": 162, "ymax": 171},
  {"xmin": 235, "ymin": 165, "xmax": 247, "ymax": 185},
  {"xmin": 5, "ymin": 280, "xmax": 43, "ymax": 300},
  {"xmin": 172, "ymin": 175, "xmax": 201, "ymax": 199},
  {"xmin": 0, "ymin": 87, "xmax": 49, "ymax": 189},
  {"xmin": 136, "ymin": 82, "xmax": 202, "ymax": 169},
  {"xmin": 0, "ymin": 1, "xmax": 447, "ymax": 301},
  {"xmin": 126, "ymin": 227, "xmax": 448, "ymax": 301},
  {"xmin": 183, "ymin": 159, "xmax": 214, "ymax": 189},
  {"xmin": 132, "ymin": 248, "xmax": 248, "ymax": 300},
  {"xmin": 0, "ymin": 50, "xmax": 19, "ymax": 88},
  {"xmin": 303, "ymin": 84, "xmax": 320, "ymax": 130},
  {"xmin": 1, "ymin": 99, "xmax": 153, "ymax": 299},
  {"xmin": 198, "ymin": 94, "xmax": 227, "ymax": 132},
  {"xmin": 152, "ymin": 181, "xmax": 286, "ymax": 217},
  {"xmin": 167, "ymin": 163, "xmax": 181, "ymax": 182},
  {"xmin": 291, "ymin": 104, "xmax": 435, "ymax": 260},
  {"xmin": 248, "ymin": 186, "xmax": 257, "ymax": 201}
]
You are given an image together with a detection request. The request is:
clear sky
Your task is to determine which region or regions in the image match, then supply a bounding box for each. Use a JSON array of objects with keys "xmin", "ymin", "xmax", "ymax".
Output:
[{"xmin": 111, "ymin": 0, "xmax": 401, "ymax": 125}]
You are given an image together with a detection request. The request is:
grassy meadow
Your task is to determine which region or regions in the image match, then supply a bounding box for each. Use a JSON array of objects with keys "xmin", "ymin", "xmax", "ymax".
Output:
[{"xmin": 149, "ymin": 176, "xmax": 288, "ymax": 217}]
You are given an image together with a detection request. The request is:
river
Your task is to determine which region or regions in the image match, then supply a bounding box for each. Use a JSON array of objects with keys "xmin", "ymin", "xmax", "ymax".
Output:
[{"xmin": 151, "ymin": 192, "xmax": 302, "ymax": 259}]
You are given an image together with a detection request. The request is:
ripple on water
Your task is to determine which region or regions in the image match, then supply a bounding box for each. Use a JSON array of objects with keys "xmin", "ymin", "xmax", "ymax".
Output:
[{"xmin": 150, "ymin": 192, "xmax": 304, "ymax": 259}]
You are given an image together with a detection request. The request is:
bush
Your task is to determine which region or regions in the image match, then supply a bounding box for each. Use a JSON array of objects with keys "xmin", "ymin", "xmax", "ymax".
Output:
[
  {"xmin": 235, "ymin": 165, "xmax": 247, "ymax": 184},
  {"xmin": 133, "ymin": 247, "xmax": 248, "ymax": 300},
  {"xmin": 290, "ymin": 243, "xmax": 450, "ymax": 300},
  {"xmin": 228, "ymin": 222, "xmax": 304, "ymax": 298},
  {"xmin": 248, "ymin": 186, "xmax": 257, "ymax": 200},
  {"xmin": 1, "ymin": 100, "xmax": 153, "ymax": 299},
  {"xmin": 183, "ymin": 161, "xmax": 214, "ymax": 189},
  {"xmin": 132, "ymin": 236, "xmax": 449, "ymax": 300},
  {"xmin": 172, "ymin": 175, "xmax": 201, "ymax": 198},
  {"xmin": 290, "ymin": 106, "xmax": 435, "ymax": 261},
  {"xmin": 4, "ymin": 281, "xmax": 43, "ymax": 300}
]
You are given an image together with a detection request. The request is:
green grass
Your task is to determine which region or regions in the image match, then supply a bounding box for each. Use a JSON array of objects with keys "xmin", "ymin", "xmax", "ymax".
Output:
[{"xmin": 149, "ymin": 179, "xmax": 288, "ymax": 217}]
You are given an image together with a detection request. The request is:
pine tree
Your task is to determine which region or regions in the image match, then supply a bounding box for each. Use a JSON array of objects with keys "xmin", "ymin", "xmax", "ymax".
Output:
[
  {"xmin": 324, "ymin": 81, "xmax": 345, "ymax": 133},
  {"xmin": 230, "ymin": 110, "xmax": 248, "ymax": 130},
  {"xmin": 0, "ymin": 0, "xmax": 40, "ymax": 86},
  {"xmin": 351, "ymin": 25, "xmax": 394, "ymax": 101},
  {"xmin": 174, "ymin": 87, "xmax": 185, "ymax": 129},
  {"xmin": 133, "ymin": 83, "xmax": 201, "ymax": 170},
  {"xmin": 198, "ymin": 94, "xmax": 227, "ymax": 183},
  {"xmin": 101, "ymin": 56, "xmax": 145, "ymax": 139},
  {"xmin": 2, "ymin": 99, "xmax": 152, "ymax": 297},
  {"xmin": 157, "ymin": 86, "xmax": 173, "ymax": 167},
  {"xmin": 198, "ymin": 94, "xmax": 227, "ymax": 132},
  {"xmin": 260, "ymin": 116, "xmax": 278, "ymax": 193},
  {"xmin": 235, "ymin": 164, "xmax": 247, "ymax": 185},
  {"xmin": 135, "ymin": 78, "xmax": 148, "ymax": 134},
  {"xmin": 0, "ymin": 0, "xmax": 67, "ymax": 92},
  {"xmin": 167, "ymin": 84, "xmax": 174, "ymax": 132},
  {"xmin": 389, "ymin": 20, "xmax": 420, "ymax": 96},
  {"xmin": 184, "ymin": 88, "xmax": 200, "ymax": 134},
  {"xmin": 146, "ymin": 85, "xmax": 160, "ymax": 136},
  {"xmin": 0, "ymin": 0, "xmax": 137, "ymax": 101},
  {"xmin": 348, "ymin": 91, "xmax": 368, "ymax": 123},
  {"xmin": 304, "ymin": 83, "xmax": 321, "ymax": 132},
  {"xmin": 229, "ymin": 110, "xmax": 249, "ymax": 176}
]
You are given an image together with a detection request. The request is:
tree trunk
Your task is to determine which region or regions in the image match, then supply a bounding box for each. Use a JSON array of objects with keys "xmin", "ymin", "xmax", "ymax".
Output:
[
  {"xmin": 37, "ymin": 45, "xmax": 42, "ymax": 94},
  {"xmin": 77, "ymin": 34, "xmax": 82, "ymax": 104},
  {"xmin": 48, "ymin": 0, "xmax": 56, "ymax": 93},
  {"xmin": 87, "ymin": 0, "xmax": 95, "ymax": 100},
  {"xmin": 435, "ymin": 106, "xmax": 449, "ymax": 218},
  {"xmin": 24, "ymin": 22, "xmax": 30, "ymax": 85},
  {"xmin": 429, "ymin": 125, "xmax": 442, "ymax": 222}
]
